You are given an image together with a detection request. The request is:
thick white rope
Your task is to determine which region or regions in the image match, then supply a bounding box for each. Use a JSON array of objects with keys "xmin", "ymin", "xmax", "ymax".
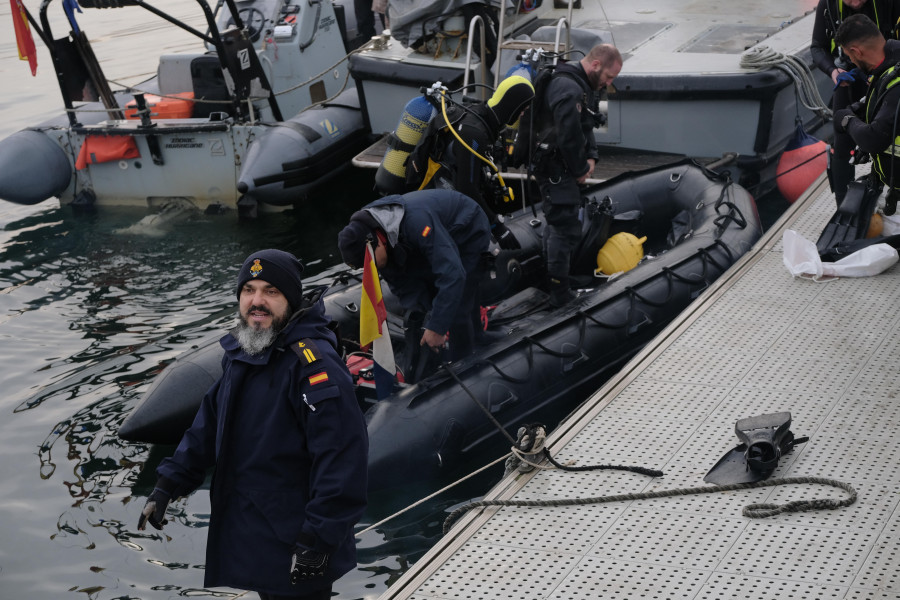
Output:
[{"xmin": 741, "ymin": 45, "xmax": 832, "ymax": 118}]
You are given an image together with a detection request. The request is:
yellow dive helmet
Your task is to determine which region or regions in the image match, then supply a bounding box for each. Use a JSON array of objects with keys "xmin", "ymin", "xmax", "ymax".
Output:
[{"xmin": 595, "ymin": 233, "xmax": 647, "ymax": 276}]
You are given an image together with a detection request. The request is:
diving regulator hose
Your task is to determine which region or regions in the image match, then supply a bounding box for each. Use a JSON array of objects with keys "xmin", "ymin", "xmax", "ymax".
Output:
[{"xmin": 439, "ymin": 89, "xmax": 514, "ymax": 203}]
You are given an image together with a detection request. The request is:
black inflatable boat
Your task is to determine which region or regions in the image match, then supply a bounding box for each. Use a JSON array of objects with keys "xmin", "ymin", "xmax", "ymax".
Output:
[{"xmin": 118, "ymin": 161, "xmax": 762, "ymax": 490}]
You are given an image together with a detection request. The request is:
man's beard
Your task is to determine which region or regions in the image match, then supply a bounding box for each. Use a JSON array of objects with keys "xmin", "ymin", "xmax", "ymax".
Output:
[{"xmin": 233, "ymin": 305, "xmax": 290, "ymax": 356}]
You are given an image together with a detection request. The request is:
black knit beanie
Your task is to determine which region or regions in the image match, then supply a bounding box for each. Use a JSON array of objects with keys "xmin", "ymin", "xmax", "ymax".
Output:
[{"xmin": 235, "ymin": 249, "xmax": 304, "ymax": 311}]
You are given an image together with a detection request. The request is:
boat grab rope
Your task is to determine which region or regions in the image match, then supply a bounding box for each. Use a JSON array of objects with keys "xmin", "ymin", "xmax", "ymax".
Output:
[
  {"xmin": 475, "ymin": 240, "xmax": 734, "ymax": 385},
  {"xmin": 712, "ymin": 179, "xmax": 750, "ymax": 235},
  {"xmin": 443, "ymin": 475, "xmax": 857, "ymax": 534},
  {"xmin": 444, "ymin": 360, "xmax": 519, "ymax": 446},
  {"xmin": 740, "ymin": 46, "xmax": 831, "ymax": 118}
]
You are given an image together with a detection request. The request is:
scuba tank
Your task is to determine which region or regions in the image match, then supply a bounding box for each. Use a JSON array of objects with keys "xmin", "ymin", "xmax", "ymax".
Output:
[
  {"xmin": 375, "ymin": 95, "xmax": 437, "ymax": 195},
  {"xmin": 502, "ymin": 56, "xmax": 538, "ymax": 166}
]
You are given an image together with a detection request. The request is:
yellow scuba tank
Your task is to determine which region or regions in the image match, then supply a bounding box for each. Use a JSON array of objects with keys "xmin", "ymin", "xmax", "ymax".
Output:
[
  {"xmin": 595, "ymin": 233, "xmax": 647, "ymax": 276},
  {"xmin": 374, "ymin": 95, "xmax": 437, "ymax": 195}
]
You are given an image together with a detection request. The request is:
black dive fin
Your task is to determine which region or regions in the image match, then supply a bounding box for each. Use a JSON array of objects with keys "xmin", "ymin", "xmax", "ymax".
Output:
[
  {"xmin": 815, "ymin": 180, "xmax": 881, "ymax": 255},
  {"xmin": 704, "ymin": 412, "xmax": 808, "ymax": 485},
  {"xmin": 703, "ymin": 443, "xmax": 755, "ymax": 485}
]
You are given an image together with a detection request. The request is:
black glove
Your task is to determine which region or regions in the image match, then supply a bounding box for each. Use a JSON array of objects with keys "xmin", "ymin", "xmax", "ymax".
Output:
[
  {"xmin": 834, "ymin": 108, "xmax": 855, "ymax": 133},
  {"xmin": 492, "ymin": 222, "xmax": 520, "ymax": 250},
  {"xmin": 290, "ymin": 546, "xmax": 329, "ymax": 583},
  {"xmin": 137, "ymin": 487, "xmax": 171, "ymax": 531}
]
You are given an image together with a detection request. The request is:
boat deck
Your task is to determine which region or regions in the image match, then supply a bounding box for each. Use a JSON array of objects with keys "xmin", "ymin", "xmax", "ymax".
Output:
[{"xmin": 376, "ymin": 172, "xmax": 900, "ymax": 599}]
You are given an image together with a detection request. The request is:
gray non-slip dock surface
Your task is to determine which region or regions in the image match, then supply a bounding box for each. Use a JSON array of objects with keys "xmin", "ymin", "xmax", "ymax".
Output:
[{"xmin": 379, "ymin": 174, "xmax": 900, "ymax": 600}]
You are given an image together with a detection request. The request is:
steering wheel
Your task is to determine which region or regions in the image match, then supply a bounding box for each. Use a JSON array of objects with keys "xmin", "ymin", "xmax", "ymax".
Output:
[{"xmin": 226, "ymin": 7, "xmax": 267, "ymax": 43}]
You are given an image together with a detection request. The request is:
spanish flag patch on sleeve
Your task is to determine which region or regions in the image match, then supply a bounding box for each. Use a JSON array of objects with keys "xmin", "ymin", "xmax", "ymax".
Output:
[
  {"xmin": 421, "ymin": 225, "xmax": 432, "ymax": 237},
  {"xmin": 308, "ymin": 371, "xmax": 329, "ymax": 385}
]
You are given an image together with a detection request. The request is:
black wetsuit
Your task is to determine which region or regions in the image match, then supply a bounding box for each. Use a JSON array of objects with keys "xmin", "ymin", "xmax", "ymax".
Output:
[
  {"xmin": 531, "ymin": 61, "xmax": 599, "ymax": 297},
  {"xmin": 811, "ymin": 0, "xmax": 900, "ymax": 203}
]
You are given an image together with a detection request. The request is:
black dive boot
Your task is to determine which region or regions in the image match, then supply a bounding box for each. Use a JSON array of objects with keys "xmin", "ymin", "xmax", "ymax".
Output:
[
  {"xmin": 830, "ymin": 158, "xmax": 855, "ymax": 209},
  {"xmin": 548, "ymin": 275, "xmax": 575, "ymax": 308}
]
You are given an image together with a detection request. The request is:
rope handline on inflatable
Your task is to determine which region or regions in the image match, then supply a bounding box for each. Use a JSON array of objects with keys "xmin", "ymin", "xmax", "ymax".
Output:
[
  {"xmin": 444, "ymin": 361, "xmax": 519, "ymax": 446},
  {"xmin": 469, "ymin": 238, "xmax": 740, "ymax": 387},
  {"xmin": 442, "ymin": 476, "xmax": 858, "ymax": 533},
  {"xmin": 423, "ymin": 255, "xmax": 730, "ymax": 398}
]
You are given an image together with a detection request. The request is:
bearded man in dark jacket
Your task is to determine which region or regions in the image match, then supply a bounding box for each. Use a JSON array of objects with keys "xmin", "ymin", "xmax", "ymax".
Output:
[
  {"xmin": 137, "ymin": 249, "xmax": 368, "ymax": 600},
  {"xmin": 834, "ymin": 13, "xmax": 900, "ymax": 214},
  {"xmin": 531, "ymin": 43, "xmax": 622, "ymax": 307}
]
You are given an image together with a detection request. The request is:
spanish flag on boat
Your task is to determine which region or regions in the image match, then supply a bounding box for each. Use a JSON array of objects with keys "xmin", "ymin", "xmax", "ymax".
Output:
[{"xmin": 360, "ymin": 241, "xmax": 395, "ymax": 400}]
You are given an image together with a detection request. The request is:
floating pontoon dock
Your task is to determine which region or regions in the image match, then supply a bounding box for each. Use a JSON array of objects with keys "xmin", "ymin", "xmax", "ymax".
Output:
[{"xmin": 378, "ymin": 172, "xmax": 900, "ymax": 600}]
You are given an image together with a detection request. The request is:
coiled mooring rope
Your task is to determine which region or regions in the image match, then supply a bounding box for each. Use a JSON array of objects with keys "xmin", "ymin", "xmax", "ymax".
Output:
[
  {"xmin": 443, "ymin": 475, "xmax": 857, "ymax": 534},
  {"xmin": 740, "ymin": 45, "xmax": 831, "ymax": 118}
]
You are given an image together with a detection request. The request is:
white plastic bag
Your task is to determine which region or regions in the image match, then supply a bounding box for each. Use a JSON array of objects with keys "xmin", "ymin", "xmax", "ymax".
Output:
[
  {"xmin": 782, "ymin": 230, "xmax": 823, "ymax": 279},
  {"xmin": 782, "ymin": 229, "xmax": 899, "ymax": 279}
]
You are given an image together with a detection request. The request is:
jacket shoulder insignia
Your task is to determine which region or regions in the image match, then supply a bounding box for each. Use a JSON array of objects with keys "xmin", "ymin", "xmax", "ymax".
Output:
[{"xmin": 292, "ymin": 338, "xmax": 323, "ymax": 366}]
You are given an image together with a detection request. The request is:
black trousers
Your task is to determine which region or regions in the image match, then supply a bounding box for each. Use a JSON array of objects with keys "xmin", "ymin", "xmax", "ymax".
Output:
[{"xmin": 539, "ymin": 178, "xmax": 582, "ymax": 280}]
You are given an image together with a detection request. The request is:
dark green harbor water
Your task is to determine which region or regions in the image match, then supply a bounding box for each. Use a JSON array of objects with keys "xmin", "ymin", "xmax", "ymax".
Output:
[
  {"xmin": 0, "ymin": 171, "xmax": 505, "ymax": 599},
  {"xmin": 0, "ymin": 1, "xmax": 793, "ymax": 594}
]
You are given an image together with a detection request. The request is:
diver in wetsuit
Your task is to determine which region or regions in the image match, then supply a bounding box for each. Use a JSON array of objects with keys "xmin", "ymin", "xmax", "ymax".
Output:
[
  {"xmin": 834, "ymin": 13, "xmax": 900, "ymax": 215},
  {"xmin": 531, "ymin": 44, "xmax": 622, "ymax": 307},
  {"xmin": 811, "ymin": 0, "xmax": 900, "ymax": 205},
  {"xmin": 421, "ymin": 76, "xmax": 534, "ymax": 249}
]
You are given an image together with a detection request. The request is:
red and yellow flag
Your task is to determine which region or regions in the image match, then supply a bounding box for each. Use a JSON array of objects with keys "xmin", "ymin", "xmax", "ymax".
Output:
[
  {"xmin": 11, "ymin": 0, "xmax": 38, "ymax": 76},
  {"xmin": 360, "ymin": 241, "xmax": 395, "ymax": 399},
  {"xmin": 360, "ymin": 241, "xmax": 388, "ymax": 348}
]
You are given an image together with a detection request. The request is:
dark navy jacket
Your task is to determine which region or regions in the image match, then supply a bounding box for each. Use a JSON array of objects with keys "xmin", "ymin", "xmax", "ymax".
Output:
[
  {"xmin": 156, "ymin": 297, "xmax": 368, "ymax": 595},
  {"xmin": 362, "ymin": 189, "xmax": 491, "ymax": 335}
]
